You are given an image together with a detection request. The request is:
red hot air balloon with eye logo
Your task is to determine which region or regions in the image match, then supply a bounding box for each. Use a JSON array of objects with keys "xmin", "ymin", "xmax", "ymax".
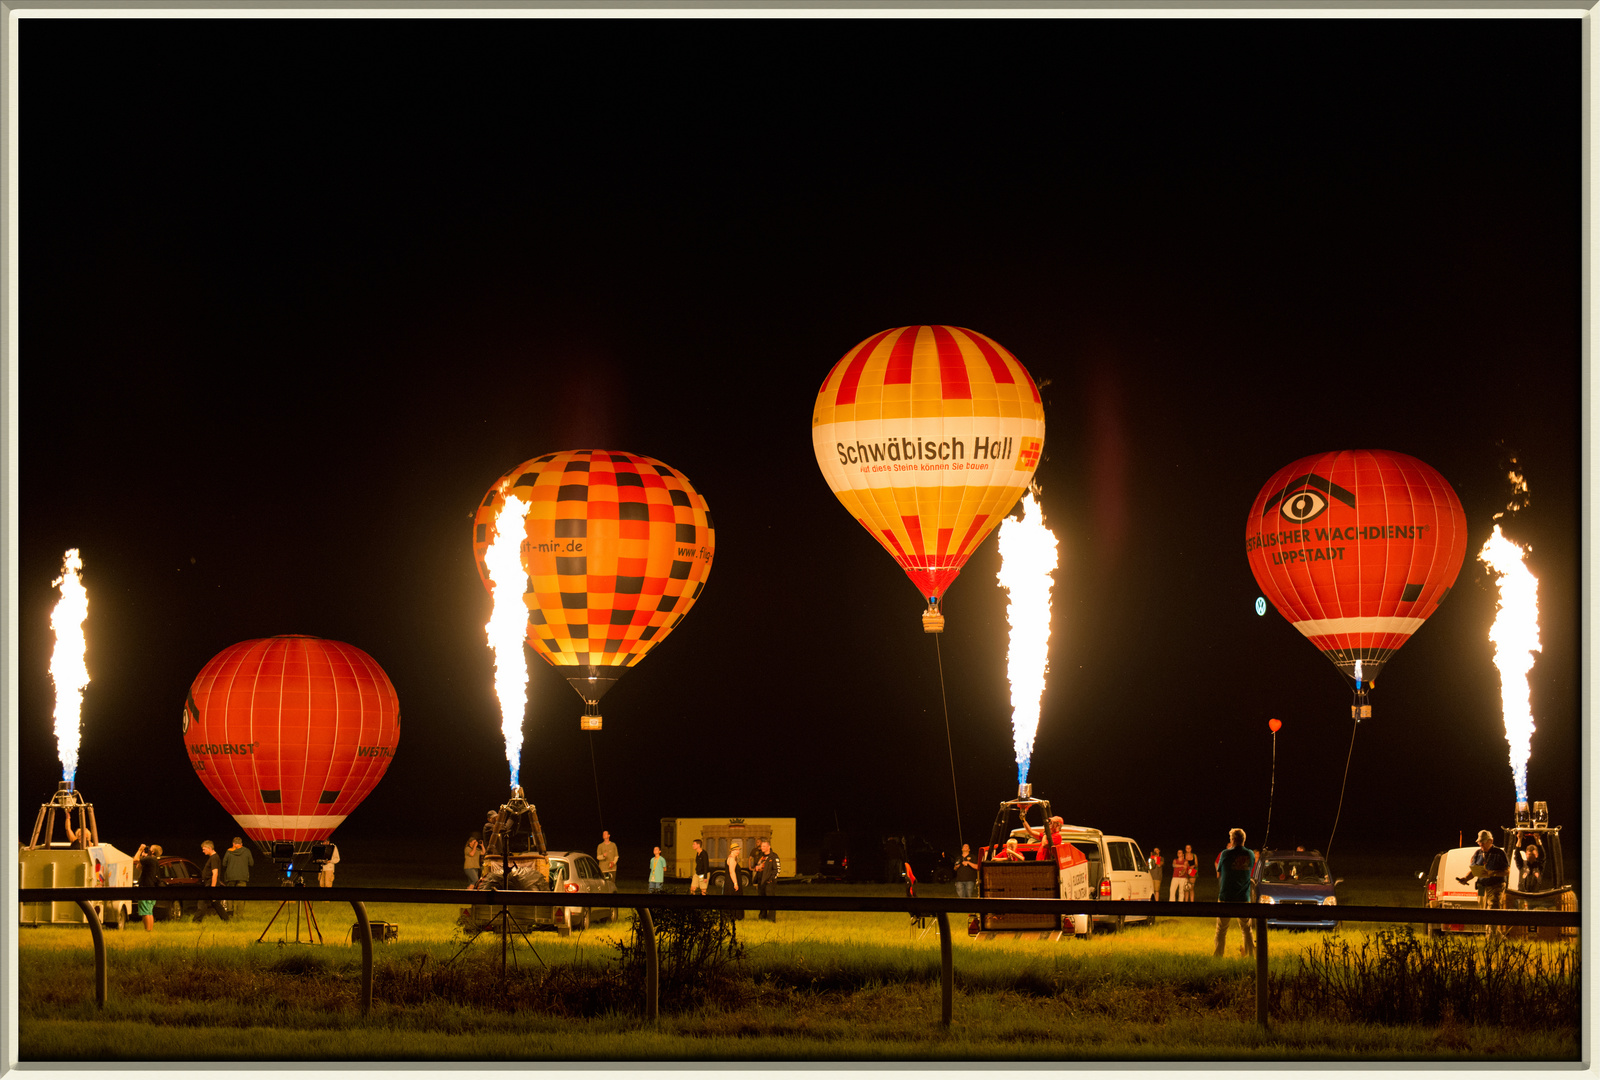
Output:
[
  {"xmin": 183, "ymin": 636, "xmax": 401, "ymax": 850},
  {"xmin": 1245, "ymin": 450, "xmax": 1468, "ymax": 715}
]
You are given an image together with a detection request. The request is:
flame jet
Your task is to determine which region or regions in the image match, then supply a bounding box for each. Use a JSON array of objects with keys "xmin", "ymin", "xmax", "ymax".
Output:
[
  {"xmin": 50, "ymin": 549, "xmax": 89, "ymax": 782},
  {"xmin": 485, "ymin": 492, "xmax": 533, "ymax": 789},
  {"xmin": 996, "ymin": 492, "xmax": 1058, "ymax": 786},
  {"xmin": 1480, "ymin": 521, "xmax": 1541, "ymax": 803}
]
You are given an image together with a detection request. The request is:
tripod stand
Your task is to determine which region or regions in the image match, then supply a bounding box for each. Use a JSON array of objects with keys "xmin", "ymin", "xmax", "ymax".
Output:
[
  {"xmin": 258, "ymin": 895, "xmax": 323, "ymax": 945},
  {"xmin": 447, "ymin": 896, "xmax": 545, "ymax": 974}
]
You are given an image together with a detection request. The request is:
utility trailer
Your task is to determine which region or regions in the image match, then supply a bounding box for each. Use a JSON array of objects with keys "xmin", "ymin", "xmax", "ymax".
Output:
[
  {"xmin": 18, "ymin": 782, "xmax": 134, "ymax": 929},
  {"xmin": 971, "ymin": 789, "xmax": 1091, "ymax": 940}
]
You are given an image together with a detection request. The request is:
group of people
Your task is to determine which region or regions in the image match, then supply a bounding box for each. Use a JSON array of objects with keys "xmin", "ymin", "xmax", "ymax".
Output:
[
  {"xmin": 1144, "ymin": 844, "xmax": 1201, "ymax": 902},
  {"xmin": 130, "ymin": 836, "xmax": 304, "ymax": 930}
]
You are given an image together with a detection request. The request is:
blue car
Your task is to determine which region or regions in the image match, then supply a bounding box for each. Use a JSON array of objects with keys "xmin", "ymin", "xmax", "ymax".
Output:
[{"xmin": 1253, "ymin": 849, "xmax": 1342, "ymax": 930}]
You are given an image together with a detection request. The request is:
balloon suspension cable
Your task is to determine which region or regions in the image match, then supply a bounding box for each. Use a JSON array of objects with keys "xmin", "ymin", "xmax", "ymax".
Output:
[
  {"xmin": 1263, "ymin": 732, "xmax": 1276, "ymax": 852},
  {"xmin": 934, "ymin": 634, "xmax": 963, "ymax": 847},
  {"xmin": 588, "ymin": 733, "xmax": 604, "ymax": 832},
  {"xmin": 1325, "ymin": 709, "xmax": 1361, "ymax": 861}
]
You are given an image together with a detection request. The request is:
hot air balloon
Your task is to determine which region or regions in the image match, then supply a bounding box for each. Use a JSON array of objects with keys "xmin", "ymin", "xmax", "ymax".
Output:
[
  {"xmin": 812, "ymin": 325, "xmax": 1046, "ymax": 631},
  {"xmin": 1245, "ymin": 449, "xmax": 1468, "ymax": 717},
  {"xmin": 184, "ymin": 635, "xmax": 401, "ymax": 852},
  {"xmin": 472, "ymin": 449, "xmax": 715, "ymax": 726}
]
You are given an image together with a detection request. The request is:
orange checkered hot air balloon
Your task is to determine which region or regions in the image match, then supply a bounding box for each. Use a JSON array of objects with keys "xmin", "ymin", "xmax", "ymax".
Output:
[
  {"xmin": 472, "ymin": 450, "xmax": 715, "ymax": 722},
  {"xmin": 1245, "ymin": 449, "xmax": 1468, "ymax": 718},
  {"xmin": 812, "ymin": 326, "xmax": 1046, "ymax": 631}
]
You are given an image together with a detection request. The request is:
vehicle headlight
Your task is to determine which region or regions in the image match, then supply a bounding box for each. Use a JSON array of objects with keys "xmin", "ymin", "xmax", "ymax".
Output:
[
  {"xmin": 1259, "ymin": 895, "xmax": 1276, "ymax": 904},
  {"xmin": 1320, "ymin": 896, "xmax": 1338, "ymax": 906}
]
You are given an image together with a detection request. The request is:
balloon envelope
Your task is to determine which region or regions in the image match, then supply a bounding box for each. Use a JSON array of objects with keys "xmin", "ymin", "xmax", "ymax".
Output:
[
  {"xmin": 812, "ymin": 326, "xmax": 1045, "ymax": 619},
  {"xmin": 184, "ymin": 635, "xmax": 401, "ymax": 845},
  {"xmin": 472, "ymin": 449, "xmax": 715, "ymax": 707},
  {"xmin": 1245, "ymin": 449, "xmax": 1468, "ymax": 686}
]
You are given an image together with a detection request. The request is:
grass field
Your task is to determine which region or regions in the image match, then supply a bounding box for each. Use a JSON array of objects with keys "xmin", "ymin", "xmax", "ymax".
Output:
[{"xmin": 16, "ymin": 863, "xmax": 1580, "ymax": 1062}]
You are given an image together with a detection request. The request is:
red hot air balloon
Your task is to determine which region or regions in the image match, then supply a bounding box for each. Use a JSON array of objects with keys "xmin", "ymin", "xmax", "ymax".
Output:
[
  {"xmin": 183, "ymin": 636, "xmax": 401, "ymax": 849},
  {"xmin": 1245, "ymin": 450, "xmax": 1468, "ymax": 714}
]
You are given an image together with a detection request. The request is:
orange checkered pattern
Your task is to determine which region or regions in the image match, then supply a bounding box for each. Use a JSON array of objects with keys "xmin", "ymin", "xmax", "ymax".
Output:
[
  {"xmin": 811, "ymin": 326, "xmax": 1046, "ymax": 609},
  {"xmin": 473, "ymin": 450, "xmax": 715, "ymax": 671}
]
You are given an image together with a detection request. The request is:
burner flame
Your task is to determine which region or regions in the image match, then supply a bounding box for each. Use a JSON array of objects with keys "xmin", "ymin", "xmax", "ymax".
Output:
[
  {"xmin": 485, "ymin": 493, "xmax": 532, "ymax": 790},
  {"xmin": 996, "ymin": 491, "xmax": 1058, "ymax": 786},
  {"xmin": 50, "ymin": 549, "xmax": 90, "ymax": 782}
]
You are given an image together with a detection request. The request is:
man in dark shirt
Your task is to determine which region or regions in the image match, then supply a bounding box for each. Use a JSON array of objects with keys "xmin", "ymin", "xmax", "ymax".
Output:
[
  {"xmin": 1458, "ymin": 829, "xmax": 1510, "ymax": 934},
  {"xmin": 953, "ymin": 844, "xmax": 980, "ymax": 900},
  {"xmin": 754, "ymin": 839, "xmax": 780, "ymax": 921},
  {"xmin": 689, "ymin": 839, "xmax": 711, "ymax": 896},
  {"xmin": 221, "ymin": 837, "xmax": 254, "ymax": 915},
  {"xmin": 1212, "ymin": 828, "xmax": 1257, "ymax": 958},
  {"xmin": 192, "ymin": 840, "xmax": 232, "ymax": 923},
  {"xmin": 135, "ymin": 843, "xmax": 162, "ymax": 932}
]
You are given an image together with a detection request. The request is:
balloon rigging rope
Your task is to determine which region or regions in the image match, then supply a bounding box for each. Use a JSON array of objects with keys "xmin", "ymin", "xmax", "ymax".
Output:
[
  {"xmin": 1325, "ymin": 713, "xmax": 1360, "ymax": 860},
  {"xmin": 935, "ymin": 635, "xmax": 963, "ymax": 847},
  {"xmin": 588, "ymin": 734, "xmax": 604, "ymax": 832}
]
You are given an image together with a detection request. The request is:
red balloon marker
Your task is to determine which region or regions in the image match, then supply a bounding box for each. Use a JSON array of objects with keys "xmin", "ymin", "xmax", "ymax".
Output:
[
  {"xmin": 1268, "ymin": 717, "xmax": 1282, "ymax": 733},
  {"xmin": 1246, "ymin": 449, "xmax": 1467, "ymax": 713},
  {"xmin": 184, "ymin": 635, "xmax": 401, "ymax": 846}
]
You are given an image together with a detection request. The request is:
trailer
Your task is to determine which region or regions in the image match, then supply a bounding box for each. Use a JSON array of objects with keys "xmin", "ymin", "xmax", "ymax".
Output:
[
  {"xmin": 660, "ymin": 817, "xmax": 797, "ymax": 880},
  {"xmin": 18, "ymin": 782, "xmax": 134, "ymax": 929}
]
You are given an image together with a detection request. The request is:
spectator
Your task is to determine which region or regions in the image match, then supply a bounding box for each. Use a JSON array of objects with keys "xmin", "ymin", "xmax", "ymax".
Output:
[
  {"xmin": 649, "ymin": 846, "xmax": 667, "ymax": 894},
  {"xmin": 1169, "ymin": 848, "xmax": 1188, "ymax": 902},
  {"xmin": 1515, "ymin": 842, "xmax": 1544, "ymax": 893},
  {"xmin": 1184, "ymin": 844, "xmax": 1198, "ymax": 901},
  {"xmin": 134, "ymin": 843, "xmax": 161, "ymax": 931},
  {"xmin": 953, "ymin": 844, "xmax": 980, "ymax": 900},
  {"xmin": 192, "ymin": 841, "xmax": 231, "ymax": 923},
  {"xmin": 723, "ymin": 840, "xmax": 744, "ymax": 921},
  {"xmin": 597, "ymin": 830, "xmax": 619, "ymax": 888},
  {"xmin": 997, "ymin": 838, "xmax": 1025, "ymax": 862},
  {"xmin": 1457, "ymin": 829, "xmax": 1510, "ymax": 933},
  {"xmin": 221, "ymin": 837, "xmax": 254, "ymax": 914},
  {"xmin": 464, "ymin": 835, "xmax": 484, "ymax": 886},
  {"xmin": 1212, "ymin": 828, "xmax": 1256, "ymax": 957},
  {"xmin": 1148, "ymin": 847, "xmax": 1164, "ymax": 902},
  {"xmin": 755, "ymin": 839, "xmax": 780, "ymax": 922},
  {"xmin": 688, "ymin": 839, "xmax": 710, "ymax": 896},
  {"xmin": 318, "ymin": 843, "xmax": 340, "ymax": 888}
]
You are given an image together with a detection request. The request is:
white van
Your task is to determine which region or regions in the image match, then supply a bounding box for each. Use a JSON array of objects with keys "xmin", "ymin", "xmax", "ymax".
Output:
[
  {"xmin": 1421, "ymin": 846, "xmax": 1489, "ymax": 934},
  {"xmin": 1054, "ymin": 827, "xmax": 1156, "ymax": 926}
]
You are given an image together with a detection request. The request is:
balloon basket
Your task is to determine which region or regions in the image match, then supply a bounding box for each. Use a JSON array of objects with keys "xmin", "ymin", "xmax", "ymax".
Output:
[
  {"xmin": 921, "ymin": 609, "xmax": 945, "ymax": 634},
  {"xmin": 580, "ymin": 714, "xmax": 602, "ymax": 731}
]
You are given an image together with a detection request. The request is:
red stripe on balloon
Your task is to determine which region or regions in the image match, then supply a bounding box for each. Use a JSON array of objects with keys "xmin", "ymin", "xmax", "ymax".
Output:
[
  {"xmin": 884, "ymin": 326, "xmax": 918, "ymax": 385},
  {"xmin": 960, "ymin": 327, "xmax": 1015, "ymax": 385},
  {"xmin": 931, "ymin": 325, "xmax": 972, "ymax": 400},
  {"xmin": 834, "ymin": 328, "xmax": 897, "ymax": 406},
  {"xmin": 953, "ymin": 513, "xmax": 990, "ymax": 557},
  {"xmin": 902, "ymin": 514, "xmax": 927, "ymax": 557},
  {"xmin": 936, "ymin": 526, "xmax": 953, "ymax": 557}
]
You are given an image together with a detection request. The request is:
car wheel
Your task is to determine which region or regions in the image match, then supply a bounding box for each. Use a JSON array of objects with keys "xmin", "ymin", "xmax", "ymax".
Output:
[
  {"xmin": 109, "ymin": 904, "xmax": 125, "ymax": 931},
  {"xmin": 556, "ymin": 915, "xmax": 572, "ymax": 938},
  {"xmin": 570, "ymin": 907, "xmax": 589, "ymax": 933},
  {"xmin": 709, "ymin": 869, "xmax": 727, "ymax": 893}
]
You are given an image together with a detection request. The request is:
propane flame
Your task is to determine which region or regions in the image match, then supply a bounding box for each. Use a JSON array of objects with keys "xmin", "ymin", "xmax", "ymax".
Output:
[
  {"xmin": 1479, "ymin": 523, "xmax": 1540, "ymax": 803},
  {"xmin": 50, "ymin": 549, "xmax": 90, "ymax": 782},
  {"xmin": 485, "ymin": 493, "xmax": 532, "ymax": 791},
  {"xmin": 996, "ymin": 491, "xmax": 1059, "ymax": 786},
  {"xmin": 1492, "ymin": 465, "xmax": 1530, "ymax": 521}
]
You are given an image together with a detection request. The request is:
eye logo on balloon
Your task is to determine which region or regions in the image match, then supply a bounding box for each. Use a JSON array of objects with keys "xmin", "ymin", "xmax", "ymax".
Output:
[{"xmin": 1280, "ymin": 490, "xmax": 1328, "ymax": 523}]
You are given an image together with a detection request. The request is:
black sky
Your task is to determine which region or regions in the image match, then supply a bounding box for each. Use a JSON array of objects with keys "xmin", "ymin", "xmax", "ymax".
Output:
[{"xmin": 16, "ymin": 16, "xmax": 1582, "ymax": 874}]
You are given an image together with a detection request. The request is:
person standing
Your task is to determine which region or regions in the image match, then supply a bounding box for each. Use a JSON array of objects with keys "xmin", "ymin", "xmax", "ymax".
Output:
[
  {"xmin": 134, "ymin": 843, "xmax": 162, "ymax": 931},
  {"xmin": 1147, "ymin": 847, "xmax": 1164, "ymax": 903},
  {"xmin": 723, "ymin": 840, "xmax": 744, "ymax": 920},
  {"xmin": 1212, "ymin": 828, "xmax": 1256, "ymax": 957},
  {"xmin": 648, "ymin": 846, "xmax": 667, "ymax": 893},
  {"xmin": 318, "ymin": 843, "xmax": 340, "ymax": 888},
  {"xmin": 1169, "ymin": 848, "xmax": 1188, "ymax": 902},
  {"xmin": 755, "ymin": 838, "xmax": 780, "ymax": 921},
  {"xmin": 689, "ymin": 839, "xmax": 710, "ymax": 896},
  {"xmin": 1184, "ymin": 844, "xmax": 1198, "ymax": 901},
  {"xmin": 464, "ymin": 835, "xmax": 484, "ymax": 886},
  {"xmin": 1457, "ymin": 828, "xmax": 1510, "ymax": 933},
  {"xmin": 953, "ymin": 844, "xmax": 980, "ymax": 900},
  {"xmin": 597, "ymin": 830, "xmax": 619, "ymax": 888},
  {"xmin": 221, "ymin": 837, "xmax": 254, "ymax": 914},
  {"xmin": 192, "ymin": 841, "xmax": 231, "ymax": 923}
]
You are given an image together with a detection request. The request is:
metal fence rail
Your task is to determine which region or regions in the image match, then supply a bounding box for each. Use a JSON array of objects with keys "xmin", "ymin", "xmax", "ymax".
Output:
[{"xmin": 18, "ymin": 886, "xmax": 1580, "ymax": 1029}]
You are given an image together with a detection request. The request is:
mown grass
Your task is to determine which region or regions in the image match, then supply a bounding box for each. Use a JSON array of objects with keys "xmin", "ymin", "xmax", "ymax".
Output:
[{"xmin": 16, "ymin": 875, "xmax": 1580, "ymax": 1061}]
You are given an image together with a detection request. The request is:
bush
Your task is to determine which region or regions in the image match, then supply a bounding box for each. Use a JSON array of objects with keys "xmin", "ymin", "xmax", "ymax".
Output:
[
  {"xmin": 1272, "ymin": 927, "xmax": 1579, "ymax": 1028},
  {"xmin": 613, "ymin": 908, "xmax": 746, "ymax": 1012}
]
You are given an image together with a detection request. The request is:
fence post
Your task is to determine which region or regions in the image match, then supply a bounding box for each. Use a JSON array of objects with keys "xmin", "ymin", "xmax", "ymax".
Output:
[
  {"xmin": 1255, "ymin": 915, "xmax": 1268, "ymax": 1029},
  {"xmin": 72, "ymin": 900, "xmax": 106, "ymax": 1010},
  {"xmin": 637, "ymin": 907, "xmax": 659, "ymax": 1023},
  {"xmin": 936, "ymin": 911, "xmax": 953, "ymax": 1027},
  {"xmin": 350, "ymin": 901, "xmax": 374, "ymax": 1016}
]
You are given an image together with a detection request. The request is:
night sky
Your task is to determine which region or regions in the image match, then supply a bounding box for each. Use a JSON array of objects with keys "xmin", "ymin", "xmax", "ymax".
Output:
[{"xmin": 17, "ymin": 16, "xmax": 1582, "ymax": 877}]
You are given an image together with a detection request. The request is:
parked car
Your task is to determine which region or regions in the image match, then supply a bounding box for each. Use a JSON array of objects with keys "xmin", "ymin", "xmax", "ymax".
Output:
[
  {"xmin": 463, "ymin": 850, "xmax": 616, "ymax": 936},
  {"xmin": 1252, "ymin": 848, "xmax": 1341, "ymax": 930},
  {"xmin": 1418, "ymin": 846, "xmax": 1487, "ymax": 935},
  {"xmin": 1052, "ymin": 825, "xmax": 1155, "ymax": 929},
  {"xmin": 132, "ymin": 855, "xmax": 204, "ymax": 921}
]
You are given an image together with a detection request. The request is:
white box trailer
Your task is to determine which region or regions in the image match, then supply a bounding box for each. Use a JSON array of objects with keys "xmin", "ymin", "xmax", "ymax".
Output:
[
  {"xmin": 19, "ymin": 842, "xmax": 135, "ymax": 929},
  {"xmin": 660, "ymin": 817, "xmax": 798, "ymax": 880}
]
